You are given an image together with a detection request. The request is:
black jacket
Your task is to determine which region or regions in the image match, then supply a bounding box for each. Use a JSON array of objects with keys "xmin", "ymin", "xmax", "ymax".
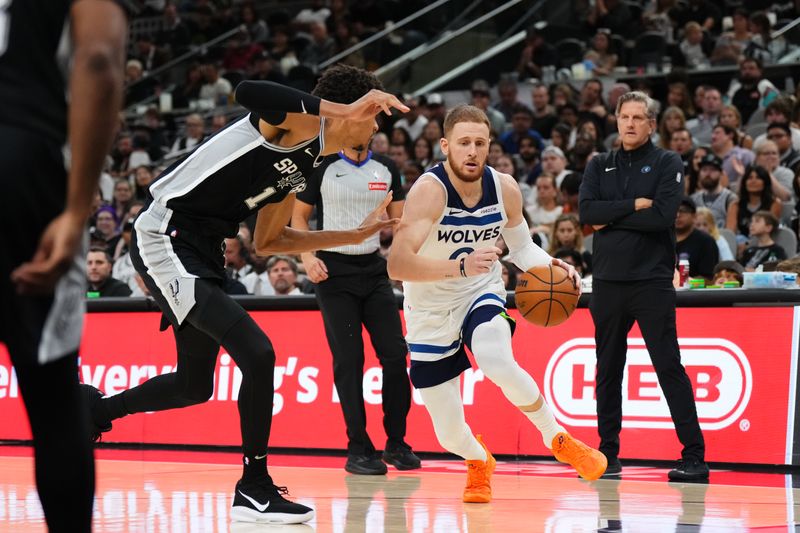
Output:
[{"xmin": 579, "ymin": 139, "xmax": 683, "ymax": 281}]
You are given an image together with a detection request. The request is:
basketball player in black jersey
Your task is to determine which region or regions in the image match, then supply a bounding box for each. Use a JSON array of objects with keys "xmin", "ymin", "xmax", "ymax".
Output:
[
  {"xmin": 0, "ymin": 1, "xmax": 128, "ymax": 531},
  {"xmin": 82, "ymin": 65, "xmax": 408, "ymax": 524}
]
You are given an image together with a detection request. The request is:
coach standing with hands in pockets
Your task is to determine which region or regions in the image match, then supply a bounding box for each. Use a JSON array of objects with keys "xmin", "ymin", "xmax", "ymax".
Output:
[{"xmin": 579, "ymin": 91, "xmax": 708, "ymax": 481}]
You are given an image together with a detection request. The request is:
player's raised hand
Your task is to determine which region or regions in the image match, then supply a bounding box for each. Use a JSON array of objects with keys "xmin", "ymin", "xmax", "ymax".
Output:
[
  {"xmin": 465, "ymin": 247, "xmax": 502, "ymax": 276},
  {"xmin": 344, "ymin": 90, "xmax": 409, "ymax": 122},
  {"xmin": 551, "ymin": 257, "xmax": 582, "ymax": 295},
  {"xmin": 11, "ymin": 211, "xmax": 85, "ymax": 294}
]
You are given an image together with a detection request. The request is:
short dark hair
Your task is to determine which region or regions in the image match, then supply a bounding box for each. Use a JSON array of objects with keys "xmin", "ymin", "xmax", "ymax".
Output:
[
  {"xmin": 560, "ymin": 172, "xmax": 582, "ymax": 195},
  {"xmin": 767, "ymin": 122, "xmax": 791, "ymax": 136},
  {"xmin": 312, "ymin": 64, "xmax": 384, "ymax": 104},
  {"xmin": 752, "ymin": 209, "xmax": 778, "ymax": 233},
  {"xmin": 713, "ymin": 123, "xmax": 739, "ymax": 143},
  {"xmin": 88, "ymin": 246, "xmax": 112, "ymax": 263}
]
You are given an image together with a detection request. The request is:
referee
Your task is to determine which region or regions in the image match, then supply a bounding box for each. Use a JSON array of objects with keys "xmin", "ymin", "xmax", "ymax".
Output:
[
  {"xmin": 579, "ymin": 91, "xmax": 708, "ymax": 482},
  {"xmin": 292, "ymin": 146, "xmax": 421, "ymax": 475}
]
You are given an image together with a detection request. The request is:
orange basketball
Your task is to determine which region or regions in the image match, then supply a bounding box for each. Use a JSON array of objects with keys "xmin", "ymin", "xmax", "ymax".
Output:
[{"xmin": 514, "ymin": 264, "xmax": 579, "ymax": 327}]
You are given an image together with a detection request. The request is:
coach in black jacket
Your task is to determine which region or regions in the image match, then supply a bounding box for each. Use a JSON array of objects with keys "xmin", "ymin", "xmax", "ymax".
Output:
[{"xmin": 579, "ymin": 91, "xmax": 708, "ymax": 482}]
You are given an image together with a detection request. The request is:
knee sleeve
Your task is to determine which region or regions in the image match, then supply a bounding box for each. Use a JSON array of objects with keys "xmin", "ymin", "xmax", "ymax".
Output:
[
  {"xmin": 471, "ymin": 314, "xmax": 540, "ymax": 407},
  {"xmin": 418, "ymin": 378, "xmax": 485, "ymax": 460}
]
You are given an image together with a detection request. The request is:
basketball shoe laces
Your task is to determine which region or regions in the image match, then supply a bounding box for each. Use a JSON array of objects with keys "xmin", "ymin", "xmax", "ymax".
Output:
[
  {"xmin": 466, "ymin": 460, "xmax": 489, "ymax": 490},
  {"xmin": 554, "ymin": 434, "xmax": 592, "ymax": 470}
]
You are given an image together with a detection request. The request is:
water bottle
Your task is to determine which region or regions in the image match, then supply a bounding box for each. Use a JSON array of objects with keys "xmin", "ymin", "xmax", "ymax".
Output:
[{"xmin": 678, "ymin": 253, "xmax": 690, "ymax": 287}]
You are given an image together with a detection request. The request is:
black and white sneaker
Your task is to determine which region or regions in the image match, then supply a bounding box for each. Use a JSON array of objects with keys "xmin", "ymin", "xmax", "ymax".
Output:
[
  {"xmin": 668, "ymin": 458, "xmax": 709, "ymax": 482},
  {"xmin": 231, "ymin": 479, "xmax": 314, "ymax": 524},
  {"xmin": 80, "ymin": 384, "xmax": 111, "ymax": 442}
]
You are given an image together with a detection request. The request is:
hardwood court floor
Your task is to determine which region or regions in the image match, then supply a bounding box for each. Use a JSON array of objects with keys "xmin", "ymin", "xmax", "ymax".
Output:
[{"xmin": 0, "ymin": 447, "xmax": 797, "ymax": 532}]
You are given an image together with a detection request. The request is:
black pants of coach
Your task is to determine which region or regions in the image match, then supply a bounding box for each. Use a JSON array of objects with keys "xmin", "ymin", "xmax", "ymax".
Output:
[
  {"xmin": 315, "ymin": 251, "xmax": 412, "ymax": 456},
  {"xmin": 589, "ymin": 278, "xmax": 705, "ymax": 462}
]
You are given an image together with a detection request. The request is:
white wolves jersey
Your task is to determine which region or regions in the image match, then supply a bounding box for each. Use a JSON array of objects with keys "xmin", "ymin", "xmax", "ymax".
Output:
[{"xmin": 403, "ymin": 163, "xmax": 508, "ymax": 318}]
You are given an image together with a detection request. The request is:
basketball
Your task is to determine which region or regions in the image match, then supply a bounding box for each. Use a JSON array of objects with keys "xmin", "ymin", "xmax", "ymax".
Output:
[{"xmin": 514, "ymin": 264, "xmax": 579, "ymax": 327}]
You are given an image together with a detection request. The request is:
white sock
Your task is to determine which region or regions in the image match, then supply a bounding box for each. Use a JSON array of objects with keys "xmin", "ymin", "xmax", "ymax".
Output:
[
  {"xmin": 524, "ymin": 402, "xmax": 565, "ymax": 450},
  {"xmin": 419, "ymin": 377, "xmax": 487, "ymax": 461}
]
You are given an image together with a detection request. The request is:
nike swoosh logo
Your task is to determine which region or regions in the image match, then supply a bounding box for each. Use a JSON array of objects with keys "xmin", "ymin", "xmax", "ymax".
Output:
[
  {"xmin": 254, "ymin": 453, "xmax": 267, "ymax": 460},
  {"xmin": 448, "ymin": 209, "xmax": 462, "ymax": 215},
  {"xmin": 300, "ymin": 100, "xmax": 307, "ymax": 114},
  {"xmin": 605, "ymin": 167, "xmax": 616, "ymax": 172},
  {"xmin": 336, "ymin": 172, "xmax": 347, "ymax": 177},
  {"xmin": 238, "ymin": 490, "xmax": 270, "ymax": 512}
]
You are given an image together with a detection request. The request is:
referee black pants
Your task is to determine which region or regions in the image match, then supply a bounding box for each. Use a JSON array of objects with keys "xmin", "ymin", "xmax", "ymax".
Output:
[
  {"xmin": 589, "ymin": 279, "xmax": 705, "ymax": 462},
  {"xmin": 315, "ymin": 252, "xmax": 412, "ymax": 456}
]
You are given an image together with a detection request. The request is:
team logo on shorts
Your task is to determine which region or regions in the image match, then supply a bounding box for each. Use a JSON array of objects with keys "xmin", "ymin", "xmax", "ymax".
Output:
[
  {"xmin": 640, "ymin": 165, "xmax": 652, "ymax": 173},
  {"xmin": 168, "ymin": 278, "xmax": 181, "ymax": 306}
]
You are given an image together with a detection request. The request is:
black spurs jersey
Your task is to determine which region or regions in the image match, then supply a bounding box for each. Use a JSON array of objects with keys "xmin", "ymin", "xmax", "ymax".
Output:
[
  {"xmin": 149, "ymin": 113, "xmax": 326, "ymax": 238},
  {"xmin": 0, "ymin": 0, "xmax": 72, "ymax": 145}
]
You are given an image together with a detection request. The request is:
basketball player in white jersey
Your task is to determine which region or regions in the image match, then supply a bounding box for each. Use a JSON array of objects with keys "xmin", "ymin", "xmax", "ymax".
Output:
[{"xmin": 388, "ymin": 105, "xmax": 607, "ymax": 503}]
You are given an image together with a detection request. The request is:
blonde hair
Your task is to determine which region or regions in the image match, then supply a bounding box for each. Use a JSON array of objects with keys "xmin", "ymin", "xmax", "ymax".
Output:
[
  {"xmin": 443, "ymin": 104, "xmax": 490, "ymax": 138},
  {"xmin": 657, "ymin": 106, "xmax": 686, "ymax": 149},
  {"xmin": 695, "ymin": 207, "xmax": 720, "ymax": 240},
  {"xmin": 548, "ymin": 213, "xmax": 584, "ymax": 254}
]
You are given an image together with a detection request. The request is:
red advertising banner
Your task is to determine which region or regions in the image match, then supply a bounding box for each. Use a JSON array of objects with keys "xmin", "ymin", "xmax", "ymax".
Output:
[{"xmin": 1, "ymin": 307, "xmax": 796, "ymax": 465}]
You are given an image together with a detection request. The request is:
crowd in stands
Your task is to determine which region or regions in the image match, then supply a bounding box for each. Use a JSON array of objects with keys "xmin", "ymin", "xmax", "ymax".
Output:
[{"xmin": 88, "ymin": 0, "xmax": 800, "ymax": 297}]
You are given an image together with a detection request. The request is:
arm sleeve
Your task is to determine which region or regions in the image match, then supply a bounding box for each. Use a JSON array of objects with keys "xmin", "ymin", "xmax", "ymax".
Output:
[
  {"xmin": 609, "ymin": 151, "xmax": 684, "ymax": 232},
  {"xmin": 502, "ymin": 221, "xmax": 552, "ymax": 272},
  {"xmin": 235, "ymin": 81, "xmax": 322, "ymax": 125},
  {"xmin": 578, "ymin": 156, "xmax": 636, "ymax": 225}
]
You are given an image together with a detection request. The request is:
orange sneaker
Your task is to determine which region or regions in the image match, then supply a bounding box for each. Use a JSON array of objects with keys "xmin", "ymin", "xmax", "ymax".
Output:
[
  {"xmin": 551, "ymin": 432, "xmax": 607, "ymax": 480},
  {"xmin": 463, "ymin": 435, "xmax": 496, "ymax": 503}
]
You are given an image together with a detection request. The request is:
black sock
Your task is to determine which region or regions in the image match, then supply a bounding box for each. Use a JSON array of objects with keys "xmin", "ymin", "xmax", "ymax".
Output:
[{"xmin": 242, "ymin": 454, "xmax": 270, "ymax": 484}]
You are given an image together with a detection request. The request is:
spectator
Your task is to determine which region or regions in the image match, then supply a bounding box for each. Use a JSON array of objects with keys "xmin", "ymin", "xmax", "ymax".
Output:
[
  {"xmin": 526, "ymin": 173, "xmax": 563, "ymax": 233},
  {"xmin": 776, "ymin": 257, "xmax": 800, "ymax": 284},
  {"xmin": 168, "ymin": 113, "xmax": 206, "ymax": 157},
  {"xmin": 719, "ymin": 104, "xmax": 753, "ymax": 150},
  {"xmin": 741, "ymin": 210, "xmax": 787, "ymax": 269},
  {"xmin": 488, "ymin": 140, "xmax": 506, "ymax": 167},
  {"xmin": 567, "ymin": 132, "xmax": 598, "ymax": 174},
  {"xmin": 746, "ymin": 11, "xmax": 788, "ymax": 64},
  {"xmin": 390, "ymin": 127, "xmax": 412, "ymax": 151},
  {"xmin": 767, "ymin": 123, "xmax": 800, "ymax": 174},
  {"xmin": 112, "ymin": 217, "xmax": 145, "ymax": 295},
  {"xmin": 515, "ymin": 134, "xmax": 542, "ymax": 183},
  {"xmin": 713, "ymin": 8, "xmax": 752, "ymax": 64},
  {"xmin": 157, "ymin": 2, "xmax": 192, "ymax": 55},
  {"xmin": 669, "ymin": 128, "xmax": 695, "ymax": 173},
  {"xmin": 223, "ymin": 30, "xmax": 265, "ymax": 72},
  {"xmin": 585, "ymin": 0, "xmax": 633, "ymax": 36},
  {"xmin": 110, "ymin": 132, "xmax": 133, "ymax": 178},
  {"xmin": 550, "ymin": 122, "xmax": 572, "ymax": 153},
  {"xmin": 577, "ymin": 79, "xmax": 608, "ymax": 130},
  {"xmin": 516, "ymin": 26, "xmax": 558, "ymax": 80},
  {"xmin": 685, "ymin": 145, "xmax": 710, "ymax": 195},
  {"xmin": 302, "ymin": 21, "xmax": 335, "ymax": 68},
  {"xmin": 679, "ymin": 22, "xmax": 710, "ymax": 69},
  {"xmin": 294, "ymin": 0, "xmax": 331, "ymax": 26},
  {"xmin": 393, "ymin": 96, "xmax": 429, "ymax": 141},
  {"xmin": 727, "ymin": 165, "xmax": 782, "ymax": 251},
  {"xmin": 421, "ymin": 120, "xmax": 445, "ymax": 161},
  {"xmin": 132, "ymin": 33, "xmax": 168, "ymax": 73},
  {"xmin": 691, "ymin": 154, "xmax": 738, "ymax": 228},
  {"xmin": 557, "ymin": 103, "xmax": 580, "ymax": 147},
  {"xmin": 199, "ymin": 62, "xmax": 232, "ymax": 105},
  {"xmin": 548, "ymin": 214, "xmax": 592, "ymax": 272},
  {"xmin": 753, "ymin": 140, "xmax": 794, "ymax": 201},
  {"xmin": 389, "ymin": 143, "xmax": 411, "ymax": 171},
  {"xmin": 470, "ymin": 79, "xmax": 506, "ymax": 136},
  {"xmin": 710, "ymin": 124, "xmax": 754, "ymax": 186},
  {"xmin": 91, "ymin": 206, "xmax": 121, "ymax": 256},
  {"xmin": 643, "ymin": 0, "xmax": 679, "ymax": 40},
  {"xmin": 172, "ymin": 62, "xmax": 204, "ymax": 109},
  {"xmin": 584, "ymin": 29, "xmax": 617, "ymax": 76},
  {"xmin": 240, "ymin": 254, "xmax": 275, "ymax": 296},
  {"xmin": 666, "ymin": 82, "xmax": 696, "ymax": 120},
  {"xmin": 494, "ymin": 78, "xmax": 525, "ymax": 123},
  {"xmin": 133, "ymin": 165, "xmax": 154, "ymax": 201},
  {"xmin": 671, "ymin": 0, "xmax": 721, "ymax": 33},
  {"xmin": 370, "ymin": 132, "xmax": 389, "ymax": 155},
  {"xmin": 423, "ymin": 93, "xmax": 447, "ymax": 126},
  {"xmin": 552, "ymin": 83, "xmax": 577, "ymax": 108},
  {"xmin": 210, "ymin": 113, "xmax": 228, "ymax": 133},
  {"xmin": 686, "ymin": 86, "xmax": 721, "ymax": 145},
  {"xmin": 712, "ymin": 260, "xmax": 745, "ymax": 286},
  {"xmin": 656, "ymin": 106, "xmax": 687, "ymax": 149},
  {"xmin": 267, "ymin": 255, "xmax": 302, "ymax": 295},
  {"xmin": 530, "ymin": 82, "xmax": 558, "ymax": 139},
  {"xmin": 110, "ymin": 179, "xmax": 133, "ymax": 226},
  {"xmin": 499, "ymin": 105, "xmax": 544, "ymax": 155},
  {"xmin": 412, "ymin": 136, "xmax": 434, "ymax": 168},
  {"xmin": 541, "ymin": 146, "xmax": 570, "ymax": 188},
  {"xmin": 725, "ymin": 57, "xmax": 779, "ymax": 125},
  {"xmin": 753, "ymin": 99, "xmax": 800, "ymax": 151},
  {"xmin": 559, "ymin": 172, "xmax": 583, "ymax": 219},
  {"xmin": 331, "ymin": 20, "xmax": 365, "ymax": 69},
  {"xmin": 241, "ymin": 2, "xmax": 269, "ymax": 44},
  {"xmin": 675, "ymin": 199, "xmax": 719, "ymax": 282},
  {"xmin": 553, "ymin": 248, "xmax": 587, "ymax": 277},
  {"xmin": 86, "ymin": 247, "xmax": 132, "ymax": 297},
  {"xmin": 124, "ymin": 59, "xmax": 157, "ymax": 107},
  {"xmin": 694, "ymin": 207, "xmax": 735, "ymax": 261},
  {"xmin": 224, "ymin": 235, "xmax": 253, "ymax": 281},
  {"xmin": 401, "ymin": 160, "xmax": 425, "ymax": 192}
]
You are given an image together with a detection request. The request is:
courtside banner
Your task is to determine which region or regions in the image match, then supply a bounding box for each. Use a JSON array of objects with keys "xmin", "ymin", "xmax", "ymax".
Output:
[{"xmin": 0, "ymin": 307, "xmax": 796, "ymax": 464}]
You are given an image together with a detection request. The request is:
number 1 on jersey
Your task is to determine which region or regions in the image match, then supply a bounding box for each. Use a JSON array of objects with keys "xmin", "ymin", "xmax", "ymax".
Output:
[{"xmin": 245, "ymin": 186, "xmax": 276, "ymax": 209}]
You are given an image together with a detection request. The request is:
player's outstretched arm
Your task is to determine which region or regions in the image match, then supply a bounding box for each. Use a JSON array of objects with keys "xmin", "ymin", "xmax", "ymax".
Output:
[
  {"xmin": 254, "ymin": 193, "xmax": 398, "ymax": 255},
  {"xmin": 387, "ymin": 177, "xmax": 501, "ymax": 282},
  {"xmin": 12, "ymin": 0, "xmax": 127, "ymax": 294},
  {"xmin": 235, "ymin": 81, "xmax": 408, "ymax": 139}
]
